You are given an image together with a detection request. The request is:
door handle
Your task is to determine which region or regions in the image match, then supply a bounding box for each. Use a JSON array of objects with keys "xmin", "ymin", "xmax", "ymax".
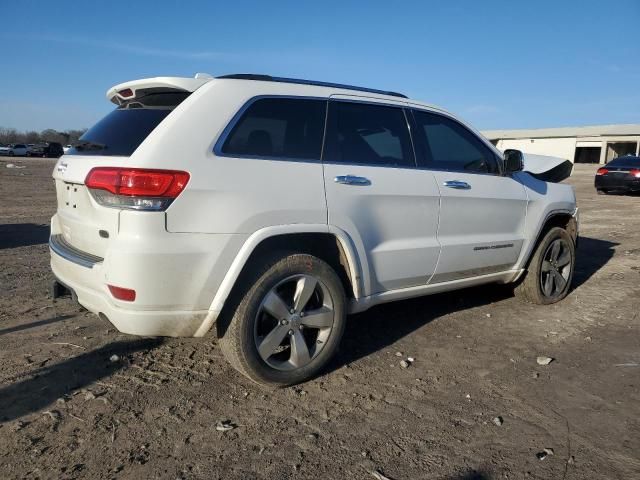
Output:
[
  {"xmin": 334, "ymin": 175, "xmax": 371, "ymax": 186},
  {"xmin": 443, "ymin": 180, "xmax": 471, "ymax": 190}
]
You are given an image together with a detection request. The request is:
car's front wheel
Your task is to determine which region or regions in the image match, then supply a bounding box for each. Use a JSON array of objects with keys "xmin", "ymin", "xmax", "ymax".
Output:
[
  {"xmin": 514, "ymin": 227, "xmax": 575, "ymax": 305},
  {"xmin": 219, "ymin": 253, "xmax": 346, "ymax": 386}
]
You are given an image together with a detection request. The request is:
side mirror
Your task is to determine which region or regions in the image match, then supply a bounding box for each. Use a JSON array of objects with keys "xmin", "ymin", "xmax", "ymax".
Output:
[{"xmin": 504, "ymin": 149, "xmax": 524, "ymax": 174}]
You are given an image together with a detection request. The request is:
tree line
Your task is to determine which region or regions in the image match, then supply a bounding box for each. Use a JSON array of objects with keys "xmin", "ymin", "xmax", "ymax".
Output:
[{"xmin": 0, "ymin": 127, "xmax": 87, "ymax": 146}]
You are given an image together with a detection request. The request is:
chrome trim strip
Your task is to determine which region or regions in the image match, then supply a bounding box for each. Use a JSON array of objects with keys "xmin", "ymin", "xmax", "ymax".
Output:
[{"xmin": 49, "ymin": 234, "xmax": 103, "ymax": 269}]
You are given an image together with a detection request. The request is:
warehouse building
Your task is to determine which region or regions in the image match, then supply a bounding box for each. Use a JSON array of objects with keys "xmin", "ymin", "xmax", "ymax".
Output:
[{"xmin": 482, "ymin": 124, "xmax": 640, "ymax": 164}]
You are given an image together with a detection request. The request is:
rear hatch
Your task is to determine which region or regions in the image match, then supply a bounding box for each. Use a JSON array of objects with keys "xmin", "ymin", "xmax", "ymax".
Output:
[{"xmin": 52, "ymin": 82, "xmax": 200, "ymax": 258}]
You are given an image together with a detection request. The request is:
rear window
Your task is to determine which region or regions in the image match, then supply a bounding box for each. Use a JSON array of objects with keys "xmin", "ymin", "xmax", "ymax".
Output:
[
  {"xmin": 67, "ymin": 91, "xmax": 189, "ymax": 156},
  {"xmin": 220, "ymin": 98, "xmax": 326, "ymax": 160},
  {"xmin": 323, "ymin": 101, "xmax": 415, "ymax": 168},
  {"xmin": 607, "ymin": 156, "xmax": 640, "ymax": 167}
]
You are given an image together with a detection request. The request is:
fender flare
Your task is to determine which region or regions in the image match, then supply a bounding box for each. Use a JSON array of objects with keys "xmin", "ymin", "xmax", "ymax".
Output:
[
  {"xmin": 518, "ymin": 208, "xmax": 578, "ymax": 271},
  {"xmin": 194, "ymin": 224, "xmax": 366, "ymax": 337}
]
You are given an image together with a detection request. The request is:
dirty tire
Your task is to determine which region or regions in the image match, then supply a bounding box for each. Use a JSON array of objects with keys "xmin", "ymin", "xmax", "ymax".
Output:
[
  {"xmin": 515, "ymin": 227, "xmax": 575, "ymax": 305},
  {"xmin": 219, "ymin": 253, "xmax": 346, "ymax": 386}
]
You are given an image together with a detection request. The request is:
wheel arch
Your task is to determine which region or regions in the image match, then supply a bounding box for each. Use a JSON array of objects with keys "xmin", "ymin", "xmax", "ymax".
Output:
[
  {"xmin": 194, "ymin": 225, "xmax": 364, "ymax": 337},
  {"xmin": 522, "ymin": 210, "xmax": 578, "ymax": 270}
]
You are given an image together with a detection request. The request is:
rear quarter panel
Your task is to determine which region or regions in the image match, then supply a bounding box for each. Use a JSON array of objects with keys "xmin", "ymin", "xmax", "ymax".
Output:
[{"xmin": 132, "ymin": 80, "xmax": 328, "ymax": 234}]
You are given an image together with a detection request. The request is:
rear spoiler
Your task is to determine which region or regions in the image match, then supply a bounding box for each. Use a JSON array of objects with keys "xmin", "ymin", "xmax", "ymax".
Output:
[{"xmin": 106, "ymin": 73, "xmax": 214, "ymax": 104}]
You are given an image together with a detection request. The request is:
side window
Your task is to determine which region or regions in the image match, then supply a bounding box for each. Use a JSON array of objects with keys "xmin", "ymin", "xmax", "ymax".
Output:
[
  {"xmin": 412, "ymin": 110, "xmax": 499, "ymax": 174},
  {"xmin": 324, "ymin": 101, "xmax": 415, "ymax": 168},
  {"xmin": 220, "ymin": 98, "xmax": 326, "ymax": 160}
]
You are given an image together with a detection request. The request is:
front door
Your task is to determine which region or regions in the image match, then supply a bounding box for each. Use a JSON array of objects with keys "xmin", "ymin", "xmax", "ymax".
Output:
[{"xmin": 410, "ymin": 109, "xmax": 528, "ymax": 282}]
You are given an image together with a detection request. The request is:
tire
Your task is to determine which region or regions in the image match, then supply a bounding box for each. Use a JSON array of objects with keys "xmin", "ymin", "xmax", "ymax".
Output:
[
  {"xmin": 514, "ymin": 227, "xmax": 575, "ymax": 305},
  {"xmin": 219, "ymin": 253, "xmax": 347, "ymax": 386}
]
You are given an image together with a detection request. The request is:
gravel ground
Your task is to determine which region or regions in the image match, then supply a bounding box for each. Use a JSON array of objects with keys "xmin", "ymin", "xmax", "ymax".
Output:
[{"xmin": 0, "ymin": 158, "xmax": 638, "ymax": 480}]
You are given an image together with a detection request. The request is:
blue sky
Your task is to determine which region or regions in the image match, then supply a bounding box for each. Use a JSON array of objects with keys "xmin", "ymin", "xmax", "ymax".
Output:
[{"xmin": 2, "ymin": 0, "xmax": 639, "ymax": 132}]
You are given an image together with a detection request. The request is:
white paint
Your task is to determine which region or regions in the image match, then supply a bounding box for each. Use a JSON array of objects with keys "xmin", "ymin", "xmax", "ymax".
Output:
[{"xmin": 50, "ymin": 75, "xmax": 578, "ymax": 337}]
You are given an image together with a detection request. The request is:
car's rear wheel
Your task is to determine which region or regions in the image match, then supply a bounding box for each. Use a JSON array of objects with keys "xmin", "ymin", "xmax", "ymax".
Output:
[
  {"xmin": 219, "ymin": 253, "xmax": 346, "ymax": 386},
  {"xmin": 514, "ymin": 227, "xmax": 575, "ymax": 305}
]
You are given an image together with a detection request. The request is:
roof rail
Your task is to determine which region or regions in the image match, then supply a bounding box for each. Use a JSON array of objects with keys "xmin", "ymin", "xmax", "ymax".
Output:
[{"xmin": 216, "ymin": 74, "xmax": 408, "ymax": 99}]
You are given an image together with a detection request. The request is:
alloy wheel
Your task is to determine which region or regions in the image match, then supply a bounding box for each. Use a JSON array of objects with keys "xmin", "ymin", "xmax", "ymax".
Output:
[
  {"xmin": 540, "ymin": 238, "xmax": 572, "ymax": 298},
  {"xmin": 253, "ymin": 274, "xmax": 335, "ymax": 371}
]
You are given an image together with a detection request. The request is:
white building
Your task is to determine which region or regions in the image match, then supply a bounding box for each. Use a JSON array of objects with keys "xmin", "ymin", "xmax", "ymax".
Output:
[{"xmin": 482, "ymin": 124, "xmax": 640, "ymax": 164}]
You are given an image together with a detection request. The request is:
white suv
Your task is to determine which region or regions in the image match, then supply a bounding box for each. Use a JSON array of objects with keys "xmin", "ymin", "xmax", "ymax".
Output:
[{"xmin": 50, "ymin": 74, "xmax": 578, "ymax": 385}]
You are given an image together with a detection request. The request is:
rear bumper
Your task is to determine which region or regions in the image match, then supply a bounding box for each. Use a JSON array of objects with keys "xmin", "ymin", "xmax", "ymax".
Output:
[
  {"xmin": 595, "ymin": 176, "xmax": 640, "ymax": 191},
  {"xmin": 50, "ymin": 246, "xmax": 210, "ymax": 336},
  {"xmin": 49, "ymin": 212, "xmax": 245, "ymax": 337}
]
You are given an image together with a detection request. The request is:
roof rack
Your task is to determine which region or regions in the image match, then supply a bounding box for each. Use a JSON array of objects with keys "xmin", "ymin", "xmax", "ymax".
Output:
[{"xmin": 216, "ymin": 74, "xmax": 408, "ymax": 99}]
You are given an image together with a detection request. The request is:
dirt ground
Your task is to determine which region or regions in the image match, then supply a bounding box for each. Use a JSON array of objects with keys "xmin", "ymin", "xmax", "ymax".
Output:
[{"xmin": 0, "ymin": 158, "xmax": 638, "ymax": 480}]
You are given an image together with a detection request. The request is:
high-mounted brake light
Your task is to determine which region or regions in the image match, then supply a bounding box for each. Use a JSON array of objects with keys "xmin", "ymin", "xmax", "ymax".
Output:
[
  {"xmin": 596, "ymin": 168, "xmax": 608, "ymax": 176},
  {"xmin": 118, "ymin": 88, "xmax": 134, "ymax": 98},
  {"xmin": 108, "ymin": 285, "xmax": 136, "ymax": 302},
  {"xmin": 630, "ymin": 169, "xmax": 640, "ymax": 178},
  {"xmin": 85, "ymin": 168, "xmax": 190, "ymax": 211}
]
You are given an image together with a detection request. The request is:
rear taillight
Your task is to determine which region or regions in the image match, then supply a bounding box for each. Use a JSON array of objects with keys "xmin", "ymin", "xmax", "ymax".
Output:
[
  {"xmin": 630, "ymin": 169, "xmax": 640, "ymax": 178},
  {"xmin": 85, "ymin": 168, "xmax": 189, "ymax": 211},
  {"xmin": 596, "ymin": 168, "xmax": 608, "ymax": 176}
]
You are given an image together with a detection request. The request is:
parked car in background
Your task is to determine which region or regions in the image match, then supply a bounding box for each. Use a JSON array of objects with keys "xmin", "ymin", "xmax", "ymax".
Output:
[
  {"xmin": 595, "ymin": 155, "xmax": 640, "ymax": 194},
  {"xmin": 27, "ymin": 144, "xmax": 46, "ymax": 157},
  {"xmin": 8, "ymin": 144, "xmax": 29, "ymax": 156},
  {"xmin": 63, "ymin": 145, "xmax": 72, "ymax": 154},
  {"xmin": 50, "ymin": 73, "xmax": 578, "ymax": 386},
  {"xmin": 28, "ymin": 142, "xmax": 64, "ymax": 158},
  {"xmin": 0, "ymin": 144, "xmax": 10, "ymax": 155},
  {"xmin": 47, "ymin": 142, "xmax": 65, "ymax": 158}
]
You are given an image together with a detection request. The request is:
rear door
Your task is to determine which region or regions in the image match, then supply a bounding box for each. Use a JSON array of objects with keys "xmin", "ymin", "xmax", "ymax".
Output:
[
  {"xmin": 410, "ymin": 109, "xmax": 528, "ymax": 282},
  {"xmin": 322, "ymin": 100, "xmax": 441, "ymax": 295}
]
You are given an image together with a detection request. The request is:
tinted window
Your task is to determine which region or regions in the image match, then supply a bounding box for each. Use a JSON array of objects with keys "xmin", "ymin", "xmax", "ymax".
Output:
[
  {"xmin": 412, "ymin": 110, "xmax": 498, "ymax": 174},
  {"xmin": 324, "ymin": 101, "xmax": 414, "ymax": 167},
  {"xmin": 221, "ymin": 98, "xmax": 326, "ymax": 160},
  {"xmin": 67, "ymin": 92, "xmax": 189, "ymax": 157},
  {"xmin": 607, "ymin": 156, "xmax": 640, "ymax": 167}
]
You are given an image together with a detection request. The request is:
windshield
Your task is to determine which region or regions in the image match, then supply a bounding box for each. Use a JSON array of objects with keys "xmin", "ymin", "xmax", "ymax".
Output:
[{"xmin": 67, "ymin": 91, "xmax": 189, "ymax": 157}]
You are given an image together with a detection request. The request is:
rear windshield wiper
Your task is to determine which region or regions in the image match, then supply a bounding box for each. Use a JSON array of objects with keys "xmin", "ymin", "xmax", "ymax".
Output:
[{"xmin": 74, "ymin": 141, "xmax": 107, "ymax": 152}]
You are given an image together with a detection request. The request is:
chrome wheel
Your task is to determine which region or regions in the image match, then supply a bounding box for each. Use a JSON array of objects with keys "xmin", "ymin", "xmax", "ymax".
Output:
[
  {"xmin": 254, "ymin": 274, "xmax": 335, "ymax": 371},
  {"xmin": 540, "ymin": 238, "xmax": 572, "ymax": 298}
]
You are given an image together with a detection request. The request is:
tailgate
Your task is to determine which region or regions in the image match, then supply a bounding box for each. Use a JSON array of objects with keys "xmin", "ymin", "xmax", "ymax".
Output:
[
  {"xmin": 53, "ymin": 156, "xmax": 120, "ymax": 258},
  {"xmin": 52, "ymin": 87, "xmax": 194, "ymax": 257}
]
